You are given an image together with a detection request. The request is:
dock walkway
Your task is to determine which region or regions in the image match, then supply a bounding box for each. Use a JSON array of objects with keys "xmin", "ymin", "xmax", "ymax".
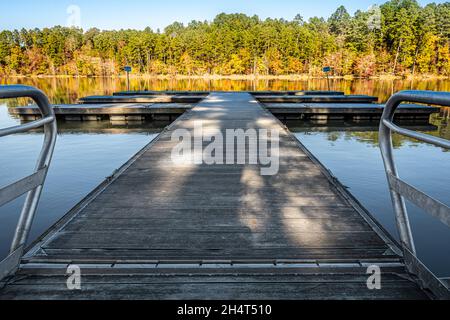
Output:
[{"xmin": 0, "ymin": 93, "xmax": 429, "ymax": 299}]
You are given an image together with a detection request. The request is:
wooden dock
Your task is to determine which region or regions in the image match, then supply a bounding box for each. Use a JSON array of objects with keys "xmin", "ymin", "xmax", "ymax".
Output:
[
  {"xmin": 113, "ymin": 90, "xmax": 210, "ymax": 96},
  {"xmin": 255, "ymin": 95, "xmax": 378, "ymax": 104},
  {"xmin": 9, "ymin": 103, "xmax": 192, "ymax": 122},
  {"xmin": 114, "ymin": 90, "xmax": 346, "ymax": 96},
  {"xmin": 266, "ymin": 103, "xmax": 439, "ymax": 122},
  {"xmin": 0, "ymin": 92, "xmax": 432, "ymax": 300},
  {"xmin": 79, "ymin": 95, "xmax": 206, "ymax": 104},
  {"xmin": 9, "ymin": 92, "xmax": 439, "ymax": 124}
]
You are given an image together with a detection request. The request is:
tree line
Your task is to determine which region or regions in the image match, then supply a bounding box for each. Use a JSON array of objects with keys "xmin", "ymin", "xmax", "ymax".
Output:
[{"xmin": 0, "ymin": 0, "xmax": 449, "ymax": 78}]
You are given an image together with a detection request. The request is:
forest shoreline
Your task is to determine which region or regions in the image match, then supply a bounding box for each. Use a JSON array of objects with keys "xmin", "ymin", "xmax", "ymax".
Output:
[{"xmin": 2, "ymin": 3, "xmax": 449, "ymax": 79}]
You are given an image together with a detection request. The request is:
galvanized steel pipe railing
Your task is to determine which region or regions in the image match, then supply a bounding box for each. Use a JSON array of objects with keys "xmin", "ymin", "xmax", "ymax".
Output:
[{"xmin": 0, "ymin": 85, "xmax": 57, "ymax": 280}]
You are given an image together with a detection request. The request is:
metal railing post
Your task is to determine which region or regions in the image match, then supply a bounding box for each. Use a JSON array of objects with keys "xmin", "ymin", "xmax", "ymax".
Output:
[{"xmin": 379, "ymin": 95, "xmax": 416, "ymax": 253}]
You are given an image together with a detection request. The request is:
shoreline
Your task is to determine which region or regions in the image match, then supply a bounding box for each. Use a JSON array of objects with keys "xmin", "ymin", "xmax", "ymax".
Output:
[{"xmin": 1, "ymin": 74, "xmax": 449, "ymax": 81}]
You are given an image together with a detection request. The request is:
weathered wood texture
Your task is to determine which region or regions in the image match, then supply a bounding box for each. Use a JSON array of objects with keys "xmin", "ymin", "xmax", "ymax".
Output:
[
  {"xmin": 114, "ymin": 91, "xmax": 210, "ymax": 96},
  {"xmin": 255, "ymin": 95, "xmax": 378, "ymax": 103},
  {"xmin": 0, "ymin": 93, "xmax": 429, "ymax": 299},
  {"xmin": 266, "ymin": 103, "xmax": 439, "ymax": 115},
  {"xmin": 251, "ymin": 91, "xmax": 346, "ymax": 96},
  {"xmin": 10, "ymin": 103, "xmax": 191, "ymax": 115},
  {"xmin": 10, "ymin": 103, "xmax": 190, "ymax": 122},
  {"xmin": 266, "ymin": 103, "xmax": 439, "ymax": 122},
  {"xmin": 79, "ymin": 95, "xmax": 204, "ymax": 104},
  {"xmin": 114, "ymin": 90, "xmax": 346, "ymax": 96},
  {"xmin": 0, "ymin": 266, "xmax": 428, "ymax": 300}
]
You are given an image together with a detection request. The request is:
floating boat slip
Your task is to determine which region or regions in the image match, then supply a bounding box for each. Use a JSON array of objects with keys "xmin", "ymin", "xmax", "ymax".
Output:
[
  {"xmin": 79, "ymin": 95, "xmax": 205, "ymax": 104},
  {"xmin": 82, "ymin": 93, "xmax": 376, "ymax": 104},
  {"xmin": 10, "ymin": 102, "xmax": 439, "ymax": 123},
  {"xmin": 114, "ymin": 90, "xmax": 346, "ymax": 96},
  {"xmin": 266, "ymin": 103, "xmax": 440, "ymax": 121},
  {"xmin": 114, "ymin": 91, "xmax": 210, "ymax": 96},
  {"xmin": 250, "ymin": 90, "xmax": 346, "ymax": 96},
  {"xmin": 9, "ymin": 103, "xmax": 192, "ymax": 122},
  {"xmin": 1, "ymin": 92, "xmax": 441, "ymax": 300},
  {"xmin": 255, "ymin": 95, "xmax": 378, "ymax": 103}
]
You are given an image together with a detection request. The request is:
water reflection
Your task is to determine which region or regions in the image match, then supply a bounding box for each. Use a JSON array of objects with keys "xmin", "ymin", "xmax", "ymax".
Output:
[
  {"xmin": 22, "ymin": 119, "xmax": 171, "ymax": 135},
  {"xmin": 1, "ymin": 77, "xmax": 450, "ymax": 105},
  {"xmin": 284, "ymin": 108, "xmax": 449, "ymax": 144}
]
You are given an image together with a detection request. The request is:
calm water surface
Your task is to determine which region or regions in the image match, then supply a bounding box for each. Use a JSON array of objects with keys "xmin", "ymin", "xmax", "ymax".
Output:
[{"xmin": 0, "ymin": 77, "xmax": 449, "ymax": 277}]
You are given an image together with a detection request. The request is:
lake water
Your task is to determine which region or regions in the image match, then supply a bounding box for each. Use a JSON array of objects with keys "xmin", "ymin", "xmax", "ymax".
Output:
[{"xmin": 0, "ymin": 77, "xmax": 449, "ymax": 277}]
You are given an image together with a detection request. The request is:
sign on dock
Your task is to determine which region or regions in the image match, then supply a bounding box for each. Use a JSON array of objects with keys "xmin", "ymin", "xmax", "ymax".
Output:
[
  {"xmin": 323, "ymin": 66, "xmax": 332, "ymax": 91},
  {"xmin": 124, "ymin": 66, "xmax": 132, "ymax": 90}
]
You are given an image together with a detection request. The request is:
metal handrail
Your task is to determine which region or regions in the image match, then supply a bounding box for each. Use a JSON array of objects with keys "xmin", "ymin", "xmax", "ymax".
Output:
[
  {"xmin": 380, "ymin": 91, "xmax": 450, "ymax": 298},
  {"xmin": 379, "ymin": 90, "xmax": 450, "ymax": 254},
  {"xmin": 0, "ymin": 85, "xmax": 57, "ymax": 281}
]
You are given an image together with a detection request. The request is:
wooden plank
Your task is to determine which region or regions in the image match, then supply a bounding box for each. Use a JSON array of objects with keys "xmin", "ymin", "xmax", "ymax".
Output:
[
  {"xmin": 64, "ymin": 217, "xmax": 374, "ymax": 232},
  {"xmin": 77, "ymin": 206, "xmax": 364, "ymax": 220},
  {"xmin": 87, "ymin": 194, "xmax": 349, "ymax": 208},
  {"xmin": 115, "ymin": 90, "xmax": 346, "ymax": 96},
  {"xmin": 8, "ymin": 273, "xmax": 415, "ymax": 285},
  {"xmin": 79, "ymin": 95, "xmax": 204, "ymax": 104},
  {"xmin": 27, "ymin": 247, "xmax": 394, "ymax": 261},
  {"xmin": 251, "ymin": 91, "xmax": 345, "ymax": 96},
  {"xmin": 14, "ymin": 265, "xmax": 408, "ymax": 277},
  {"xmin": 266, "ymin": 103, "xmax": 439, "ymax": 115},
  {"xmin": 0, "ymin": 272, "xmax": 428, "ymax": 300},
  {"xmin": 44, "ymin": 230, "xmax": 385, "ymax": 250},
  {"xmin": 256, "ymin": 95, "xmax": 378, "ymax": 104},
  {"xmin": 114, "ymin": 91, "xmax": 210, "ymax": 96},
  {"xmin": 10, "ymin": 103, "xmax": 192, "ymax": 116}
]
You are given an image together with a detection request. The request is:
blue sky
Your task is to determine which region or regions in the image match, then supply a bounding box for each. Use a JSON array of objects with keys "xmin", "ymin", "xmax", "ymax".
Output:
[{"xmin": 0, "ymin": 0, "xmax": 446, "ymax": 31}]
